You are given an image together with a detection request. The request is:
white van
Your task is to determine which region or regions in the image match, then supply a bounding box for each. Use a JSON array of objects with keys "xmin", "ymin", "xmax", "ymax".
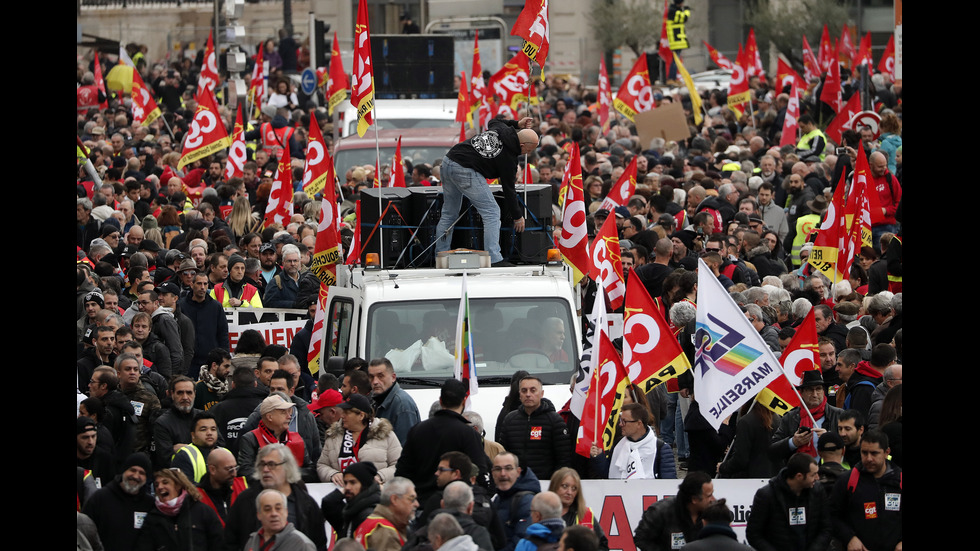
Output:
[
  {"xmin": 322, "ymin": 261, "xmax": 579, "ymax": 441},
  {"xmin": 337, "ymin": 98, "xmax": 459, "ymax": 138}
]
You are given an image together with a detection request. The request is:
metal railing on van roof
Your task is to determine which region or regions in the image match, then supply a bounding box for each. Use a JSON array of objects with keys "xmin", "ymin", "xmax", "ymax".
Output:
[{"xmin": 81, "ymin": 0, "xmax": 276, "ymax": 7}]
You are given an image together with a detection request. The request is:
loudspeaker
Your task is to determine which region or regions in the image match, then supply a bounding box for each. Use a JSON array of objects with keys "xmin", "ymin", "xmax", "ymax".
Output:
[{"xmin": 359, "ymin": 187, "xmax": 412, "ymax": 268}]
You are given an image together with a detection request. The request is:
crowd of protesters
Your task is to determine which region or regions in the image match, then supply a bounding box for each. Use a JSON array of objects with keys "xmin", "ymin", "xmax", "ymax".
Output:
[{"xmin": 76, "ymin": 30, "xmax": 902, "ymax": 551}]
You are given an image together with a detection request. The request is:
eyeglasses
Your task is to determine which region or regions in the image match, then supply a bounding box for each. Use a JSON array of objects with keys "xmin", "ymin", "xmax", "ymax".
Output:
[
  {"xmin": 435, "ymin": 467, "xmax": 455, "ymax": 474},
  {"xmin": 258, "ymin": 460, "xmax": 286, "ymax": 470},
  {"xmin": 222, "ymin": 465, "xmax": 239, "ymax": 474},
  {"xmin": 619, "ymin": 417, "xmax": 640, "ymax": 425}
]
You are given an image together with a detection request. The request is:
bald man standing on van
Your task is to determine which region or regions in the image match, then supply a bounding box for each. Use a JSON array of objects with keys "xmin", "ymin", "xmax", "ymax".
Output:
[{"xmin": 435, "ymin": 116, "xmax": 538, "ymax": 267}]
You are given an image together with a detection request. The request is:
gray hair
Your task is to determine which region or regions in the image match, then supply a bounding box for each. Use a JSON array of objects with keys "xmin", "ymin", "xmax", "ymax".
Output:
[
  {"xmin": 462, "ymin": 411, "xmax": 484, "ymax": 433},
  {"xmin": 670, "ymin": 301, "xmax": 697, "ymax": 328},
  {"xmin": 744, "ymin": 303, "xmax": 764, "ymax": 324},
  {"xmin": 77, "ymin": 197, "xmax": 93, "ymax": 211},
  {"xmin": 744, "ymin": 287, "xmax": 768, "ymax": 305},
  {"xmin": 442, "ymin": 481, "xmax": 474, "ymax": 513},
  {"xmin": 530, "ymin": 491, "xmax": 563, "ymax": 520},
  {"xmin": 281, "ymin": 244, "xmax": 300, "ymax": 259},
  {"xmin": 891, "ymin": 293, "xmax": 902, "ymax": 315},
  {"xmin": 254, "ymin": 443, "xmax": 301, "ymax": 484},
  {"xmin": 792, "ymin": 298, "xmax": 812, "ymax": 319},
  {"xmin": 380, "ymin": 476, "xmax": 414, "ymax": 505},
  {"xmin": 429, "ymin": 513, "xmax": 464, "ymax": 544},
  {"xmin": 255, "ymin": 488, "xmax": 287, "ymax": 510}
]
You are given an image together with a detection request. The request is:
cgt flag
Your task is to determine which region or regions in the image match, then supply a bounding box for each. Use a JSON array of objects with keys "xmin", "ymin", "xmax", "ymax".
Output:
[
  {"xmin": 389, "ymin": 136, "xmax": 406, "ymax": 187},
  {"xmin": 303, "ymin": 110, "xmax": 336, "ymax": 197},
  {"xmin": 623, "ymin": 270, "xmax": 691, "ymax": 394},
  {"xmin": 178, "ymin": 88, "xmax": 230, "ymax": 170},
  {"xmin": 558, "ymin": 143, "xmax": 589, "ymax": 286},
  {"xmin": 263, "ymin": 147, "xmax": 294, "ymax": 228},
  {"xmin": 511, "ymin": 0, "xmax": 549, "ymax": 69},
  {"xmin": 694, "ymin": 258, "xmax": 783, "ymax": 430},
  {"xmin": 197, "ymin": 30, "xmax": 219, "ymax": 102},
  {"xmin": 454, "ymin": 273, "xmax": 478, "ymax": 410},
  {"xmin": 597, "ymin": 58, "xmax": 613, "ymax": 133},
  {"xmin": 878, "ymin": 35, "xmax": 896, "ymax": 79},
  {"xmin": 248, "ymin": 44, "xmax": 265, "ymax": 119},
  {"xmin": 131, "ymin": 69, "xmax": 162, "ymax": 127},
  {"xmin": 779, "ymin": 79, "xmax": 800, "ymax": 148},
  {"xmin": 470, "ymin": 32, "xmax": 492, "ymax": 130},
  {"xmin": 613, "ymin": 55, "xmax": 654, "ymax": 122},
  {"xmin": 352, "ymin": 0, "xmax": 375, "ymax": 137},
  {"xmin": 576, "ymin": 329, "xmax": 629, "ymax": 456},
  {"xmin": 489, "ymin": 53, "xmax": 530, "ymax": 115},
  {"xmin": 327, "ymin": 32, "xmax": 349, "ymax": 116},
  {"xmin": 589, "ymin": 214, "xmax": 626, "ymax": 311},
  {"xmin": 225, "ymin": 103, "xmax": 247, "ymax": 180},
  {"xmin": 703, "ymin": 40, "xmax": 733, "ymax": 71},
  {"xmin": 755, "ymin": 308, "xmax": 820, "ymax": 415},
  {"xmin": 307, "ymin": 284, "xmax": 330, "ymax": 374},
  {"xmin": 598, "ymin": 155, "xmax": 637, "ymax": 213},
  {"xmin": 311, "ymin": 180, "xmax": 342, "ymax": 287},
  {"xmin": 802, "ymin": 35, "xmax": 821, "ymax": 83},
  {"xmin": 570, "ymin": 283, "xmax": 607, "ymax": 421}
]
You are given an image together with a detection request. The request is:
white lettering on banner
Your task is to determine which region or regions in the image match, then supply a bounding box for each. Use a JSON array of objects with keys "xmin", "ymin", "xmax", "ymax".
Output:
[
  {"xmin": 626, "ymin": 75, "xmax": 653, "ymax": 112},
  {"xmin": 224, "ymin": 308, "xmax": 307, "ymax": 349},
  {"xmin": 304, "ymin": 478, "xmax": 768, "ymax": 550},
  {"xmin": 622, "ymin": 313, "xmax": 661, "ymax": 381}
]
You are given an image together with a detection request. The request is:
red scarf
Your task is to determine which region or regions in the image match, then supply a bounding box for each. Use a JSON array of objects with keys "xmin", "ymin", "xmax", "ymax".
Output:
[{"xmin": 798, "ymin": 396, "xmax": 827, "ymax": 457}]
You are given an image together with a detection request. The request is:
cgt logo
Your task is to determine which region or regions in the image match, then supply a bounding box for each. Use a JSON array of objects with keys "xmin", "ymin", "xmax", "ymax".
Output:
[
  {"xmin": 864, "ymin": 502, "xmax": 877, "ymax": 519},
  {"xmin": 530, "ymin": 426, "xmax": 542, "ymax": 440}
]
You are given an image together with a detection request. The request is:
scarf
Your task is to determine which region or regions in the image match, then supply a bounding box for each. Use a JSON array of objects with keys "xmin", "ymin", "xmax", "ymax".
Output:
[
  {"xmin": 198, "ymin": 364, "xmax": 230, "ymax": 398},
  {"xmin": 798, "ymin": 395, "xmax": 827, "ymax": 456},
  {"xmin": 338, "ymin": 428, "xmax": 364, "ymax": 471},
  {"xmin": 155, "ymin": 490, "xmax": 188, "ymax": 517}
]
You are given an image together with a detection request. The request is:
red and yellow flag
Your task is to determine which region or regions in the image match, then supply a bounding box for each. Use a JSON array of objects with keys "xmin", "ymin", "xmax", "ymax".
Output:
[
  {"xmin": 576, "ymin": 330, "xmax": 628, "ymax": 456},
  {"xmin": 558, "ymin": 143, "xmax": 589, "ymax": 285},
  {"xmin": 469, "ymin": 32, "xmax": 491, "ymax": 130},
  {"xmin": 597, "ymin": 57, "xmax": 612, "ymax": 133},
  {"xmin": 225, "ymin": 103, "xmax": 247, "ymax": 180},
  {"xmin": 703, "ymin": 40, "xmax": 733, "ymax": 71},
  {"xmin": 307, "ymin": 284, "xmax": 330, "ymax": 374},
  {"xmin": 327, "ymin": 32, "xmax": 349, "ymax": 116},
  {"xmin": 511, "ymin": 0, "xmax": 550, "ymax": 68},
  {"xmin": 589, "ymin": 214, "xmax": 626, "ymax": 311},
  {"xmin": 248, "ymin": 44, "xmax": 265, "ymax": 119},
  {"xmin": 178, "ymin": 87, "xmax": 230, "ymax": 170},
  {"xmin": 310, "ymin": 180, "xmax": 342, "ymax": 287},
  {"xmin": 779, "ymin": 79, "xmax": 800, "ymax": 148},
  {"xmin": 613, "ymin": 54, "xmax": 653, "ymax": 122},
  {"xmin": 197, "ymin": 30, "xmax": 219, "ymax": 102},
  {"xmin": 776, "ymin": 56, "xmax": 805, "ymax": 94},
  {"xmin": 489, "ymin": 53, "xmax": 530, "ymax": 113},
  {"xmin": 623, "ymin": 271, "xmax": 691, "ymax": 394},
  {"xmin": 352, "ymin": 0, "xmax": 375, "ymax": 137},
  {"xmin": 94, "ymin": 53, "xmax": 109, "ymax": 111},
  {"xmin": 263, "ymin": 146, "xmax": 293, "ymax": 228},
  {"xmin": 389, "ymin": 136, "xmax": 406, "ymax": 188},
  {"xmin": 131, "ymin": 69, "xmax": 162, "ymax": 127},
  {"xmin": 303, "ymin": 111, "xmax": 335, "ymax": 197},
  {"xmin": 756, "ymin": 308, "xmax": 820, "ymax": 415},
  {"xmin": 599, "ymin": 155, "xmax": 637, "ymax": 213},
  {"xmin": 745, "ymin": 28, "xmax": 766, "ymax": 82}
]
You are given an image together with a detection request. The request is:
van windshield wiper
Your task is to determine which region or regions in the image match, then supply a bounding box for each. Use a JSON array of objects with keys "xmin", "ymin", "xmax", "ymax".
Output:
[{"xmin": 396, "ymin": 377, "xmax": 444, "ymax": 387}]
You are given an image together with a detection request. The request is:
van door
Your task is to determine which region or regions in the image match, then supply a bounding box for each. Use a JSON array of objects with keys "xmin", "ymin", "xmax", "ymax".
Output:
[{"xmin": 324, "ymin": 287, "xmax": 361, "ymax": 359}]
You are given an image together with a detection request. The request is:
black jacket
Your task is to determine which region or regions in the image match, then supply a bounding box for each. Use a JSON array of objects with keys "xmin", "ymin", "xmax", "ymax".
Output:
[
  {"xmin": 102, "ymin": 389, "xmax": 138, "ymax": 467},
  {"xmin": 82, "ymin": 477, "xmax": 154, "ymax": 551},
  {"xmin": 209, "ymin": 384, "xmax": 268, "ymax": 458},
  {"xmin": 633, "ymin": 497, "xmax": 699, "ymax": 551},
  {"xmin": 830, "ymin": 463, "xmax": 902, "ymax": 551},
  {"xmin": 746, "ymin": 470, "xmax": 832, "ymax": 551},
  {"xmin": 322, "ymin": 481, "xmax": 381, "ymax": 539},
  {"xmin": 395, "ymin": 409, "xmax": 491, "ymax": 504},
  {"xmin": 135, "ymin": 498, "xmax": 224, "ymax": 551},
  {"xmin": 718, "ymin": 408, "xmax": 777, "ymax": 479},
  {"xmin": 770, "ymin": 404, "xmax": 843, "ymax": 466},
  {"xmin": 152, "ymin": 406, "xmax": 203, "ymax": 469},
  {"xmin": 179, "ymin": 294, "xmax": 230, "ymax": 369},
  {"xmin": 683, "ymin": 401, "xmax": 734, "ymax": 477},
  {"xmin": 447, "ymin": 117, "xmax": 524, "ymax": 219},
  {"xmin": 224, "ymin": 483, "xmax": 327, "ymax": 551},
  {"xmin": 497, "ymin": 403, "xmax": 571, "ymax": 481}
]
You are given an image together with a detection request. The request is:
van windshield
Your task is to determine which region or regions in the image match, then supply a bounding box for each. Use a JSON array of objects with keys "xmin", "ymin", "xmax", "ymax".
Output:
[
  {"xmin": 334, "ymin": 146, "xmax": 451, "ymax": 181},
  {"xmin": 366, "ymin": 298, "xmax": 577, "ymax": 387}
]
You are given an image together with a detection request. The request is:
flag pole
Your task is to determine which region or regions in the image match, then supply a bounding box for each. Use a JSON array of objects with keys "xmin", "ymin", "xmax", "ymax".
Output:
[
  {"xmin": 374, "ymin": 119, "xmax": 383, "ymax": 268},
  {"xmin": 719, "ymin": 397, "xmax": 758, "ymax": 464}
]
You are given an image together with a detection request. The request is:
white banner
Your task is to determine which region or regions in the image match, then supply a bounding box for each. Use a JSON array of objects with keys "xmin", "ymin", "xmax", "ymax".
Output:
[
  {"xmin": 224, "ymin": 308, "xmax": 306, "ymax": 349},
  {"xmin": 694, "ymin": 259, "xmax": 783, "ymax": 429}
]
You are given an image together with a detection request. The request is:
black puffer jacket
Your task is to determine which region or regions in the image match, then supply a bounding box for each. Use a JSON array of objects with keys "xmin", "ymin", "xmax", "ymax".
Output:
[
  {"xmin": 633, "ymin": 497, "xmax": 700, "ymax": 551},
  {"xmin": 497, "ymin": 402, "xmax": 570, "ymax": 481},
  {"xmin": 745, "ymin": 470, "xmax": 832, "ymax": 551}
]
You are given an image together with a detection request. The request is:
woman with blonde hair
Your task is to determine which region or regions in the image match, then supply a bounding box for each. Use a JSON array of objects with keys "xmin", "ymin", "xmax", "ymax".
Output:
[
  {"xmin": 548, "ymin": 468, "xmax": 609, "ymax": 551},
  {"xmin": 227, "ymin": 196, "xmax": 258, "ymax": 243},
  {"xmin": 137, "ymin": 468, "xmax": 223, "ymax": 550}
]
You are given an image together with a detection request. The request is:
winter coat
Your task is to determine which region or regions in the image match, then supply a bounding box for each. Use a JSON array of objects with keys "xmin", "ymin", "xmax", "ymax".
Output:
[
  {"xmin": 830, "ymin": 463, "xmax": 902, "ymax": 551},
  {"xmin": 491, "ymin": 467, "xmax": 540, "ymax": 551},
  {"xmin": 770, "ymin": 404, "xmax": 842, "ymax": 465},
  {"xmin": 374, "ymin": 382, "xmax": 422, "ymax": 445},
  {"xmin": 136, "ymin": 497, "xmax": 224, "ymax": 551},
  {"xmin": 224, "ymin": 483, "xmax": 327, "ymax": 551},
  {"xmin": 633, "ymin": 497, "xmax": 700, "ymax": 551},
  {"xmin": 394, "ymin": 409, "xmax": 489, "ymax": 501},
  {"xmin": 317, "ymin": 418, "xmax": 402, "ymax": 483},
  {"xmin": 321, "ymin": 481, "xmax": 381, "ymax": 539},
  {"xmin": 82, "ymin": 477, "xmax": 154, "ymax": 551},
  {"xmin": 497, "ymin": 404, "xmax": 571, "ymax": 482},
  {"xmin": 746, "ymin": 470, "xmax": 832, "ymax": 551},
  {"xmin": 718, "ymin": 408, "xmax": 777, "ymax": 479},
  {"xmin": 179, "ymin": 294, "xmax": 230, "ymax": 369},
  {"xmin": 209, "ymin": 384, "xmax": 267, "ymax": 458},
  {"xmin": 243, "ymin": 523, "xmax": 315, "ymax": 551}
]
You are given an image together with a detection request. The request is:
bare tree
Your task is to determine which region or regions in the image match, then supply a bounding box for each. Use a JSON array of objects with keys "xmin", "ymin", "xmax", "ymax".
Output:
[{"xmin": 591, "ymin": 0, "xmax": 663, "ymax": 57}]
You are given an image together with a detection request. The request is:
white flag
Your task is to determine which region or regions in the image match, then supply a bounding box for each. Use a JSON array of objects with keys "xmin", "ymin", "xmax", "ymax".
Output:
[
  {"xmin": 570, "ymin": 284, "xmax": 606, "ymax": 419},
  {"xmin": 694, "ymin": 258, "xmax": 783, "ymax": 430}
]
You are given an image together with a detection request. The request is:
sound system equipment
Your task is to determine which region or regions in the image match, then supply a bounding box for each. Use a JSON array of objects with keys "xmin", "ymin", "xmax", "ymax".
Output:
[{"xmin": 358, "ymin": 184, "xmax": 554, "ymax": 268}]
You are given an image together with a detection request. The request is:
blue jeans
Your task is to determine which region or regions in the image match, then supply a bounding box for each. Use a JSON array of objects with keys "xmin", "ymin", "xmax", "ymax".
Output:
[{"xmin": 436, "ymin": 157, "xmax": 503, "ymax": 263}]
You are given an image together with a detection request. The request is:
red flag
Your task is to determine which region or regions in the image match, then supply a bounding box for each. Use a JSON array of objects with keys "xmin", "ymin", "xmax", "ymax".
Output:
[
  {"xmin": 808, "ymin": 171, "xmax": 849, "ymax": 280},
  {"xmin": 613, "ymin": 55, "xmax": 654, "ymax": 122},
  {"xmin": 94, "ymin": 53, "xmax": 108, "ymax": 110},
  {"xmin": 779, "ymin": 79, "xmax": 801, "ymax": 148},
  {"xmin": 307, "ymin": 285, "xmax": 330, "ymax": 374},
  {"xmin": 178, "ymin": 87, "xmax": 230, "ymax": 170},
  {"xmin": 623, "ymin": 271, "xmax": 691, "ymax": 393},
  {"xmin": 489, "ymin": 53, "xmax": 530, "ymax": 113},
  {"xmin": 824, "ymin": 90, "xmax": 861, "ymax": 144},
  {"xmin": 703, "ymin": 40, "xmax": 733, "ymax": 71},
  {"xmin": 303, "ymin": 112, "xmax": 336, "ymax": 197},
  {"xmin": 726, "ymin": 44, "xmax": 751, "ymax": 115},
  {"xmin": 576, "ymin": 330, "xmax": 628, "ymax": 456},
  {"xmin": 327, "ymin": 32, "xmax": 349, "ymax": 116},
  {"xmin": 310, "ymin": 177, "xmax": 342, "ymax": 286},
  {"xmin": 511, "ymin": 0, "xmax": 550, "ymax": 68},
  {"xmin": 776, "ymin": 56, "xmax": 805, "ymax": 93},
  {"xmin": 818, "ymin": 25, "xmax": 833, "ymax": 73},
  {"xmin": 469, "ymin": 32, "xmax": 491, "ymax": 130},
  {"xmin": 849, "ymin": 146, "xmax": 880, "ymax": 231},
  {"xmin": 197, "ymin": 31, "xmax": 219, "ymax": 102},
  {"xmin": 853, "ymin": 32, "xmax": 873, "ymax": 68},
  {"xmin": 839, "ymin": 24, "xmax": 855, "ymax": 69},
  {"xmin": 802, "ymin": 35, "xmax": 821, "ymax": 83},
  {"xmin": 878, "ymin": 35, "xmax": 896, "ymax": 79},
  {"xmin": 756, "ymin": 308, "xmax": 820, "ymax": 415},
  {"xmin": 745, "ymin": 28, "xmax": 766, "ymax": 82},
  {"xmin": 389, "ymin": 136, "xmax": 406, "ymax": 188},
  {"xmin": 263, "ymin": 146, "xmax": 293, "ymax": 228},
  {"xmin": 249, "ymin": 44, "xmax": 265, "ymax": 119},
  {"xmin": 558, "ymin": 143, "xmax": 589, "ymax": 286},
  {"xmin": 589, "ymin": 215, "xmax": 626, "ymax": 311},
  {"xmin": 225, "ymin": 103, "xmax": 247, "ymax": 180},
  {"xmin": 819, "ymin": 42, "xmax": 842, "ymax": 112},
  {"xmin": 598, "ymin": 156, "xmax": 637, "ymax": 212},
  {"xmin": 597, "ymin": 58, "xmax": 613, "ymax": 133},
  {"xmin": 346, "ymin": 200, "xmax": 361, "ymax": 265},
  {"xmin": 130, "ymin": 69, "xmax": 162, "ymax": 127},
  {"xmin": 455, "ymin": 71, "xmax": 471, "ymax": 125},
  {"xmin": 657, "ymin": 0, "xmax": 672, "ymax": 67},
  {"xmin": 352, "ymin": 0, "xmax": 376, "ymax": 137}
]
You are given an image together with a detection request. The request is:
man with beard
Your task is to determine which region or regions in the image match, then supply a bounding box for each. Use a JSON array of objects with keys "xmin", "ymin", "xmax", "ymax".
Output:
[
  {"xmin": 322, "ymin": 461, "xmax": 383, "ymax": 539},
  {"xmin": 194, "ymin": 348, "xmax": 233, "ymax": 411},
  {"xmin": 78, "ymin": 325, "xmax": 116, "ymax": 393},
  {"xmin": 152, "ymin": 376, "xmax": 202, "ymax": 468},
  {"xmin": 769, "ymin": 371, "xmax": 842, "ymax": 468},
  {"xmin": 259, "ymin": 242, "xmax": 282, "ymax": 286},
  {"xmin": 196, "ymin": 447, "xmax": 246, "ymax": 525},
  {"xmin": 82, "ymin": 453, "xmax": 154, "ymax": 551}
]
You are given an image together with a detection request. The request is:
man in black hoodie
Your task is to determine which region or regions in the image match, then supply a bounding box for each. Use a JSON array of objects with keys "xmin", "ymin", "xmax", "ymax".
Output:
[{"xmin": 435, "ymin": 116, "xmax": 538, "ymax": 266}]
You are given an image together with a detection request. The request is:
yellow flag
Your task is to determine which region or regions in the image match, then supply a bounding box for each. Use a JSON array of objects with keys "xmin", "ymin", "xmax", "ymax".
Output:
[{"xmin": 674, "ymin": 53, "xmax": 703, "ymax": 126}]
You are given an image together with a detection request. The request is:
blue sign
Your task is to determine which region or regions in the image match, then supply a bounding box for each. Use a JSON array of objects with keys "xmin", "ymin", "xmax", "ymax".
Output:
[{"xmin": 300, "ymin": 68, "xmax": 317, "ymax": 94}]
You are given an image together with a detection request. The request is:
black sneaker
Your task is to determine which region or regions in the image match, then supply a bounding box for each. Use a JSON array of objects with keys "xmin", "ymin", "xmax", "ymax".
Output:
[{"xmin": 491, "ymin": 260, "xmax": 515, "ymax": 267}]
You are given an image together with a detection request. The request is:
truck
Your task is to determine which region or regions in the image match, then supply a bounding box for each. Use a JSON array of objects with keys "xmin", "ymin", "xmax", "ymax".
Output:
[{"xmin": 320, "ymin": 253, "xmax": 580, "ymax": 441}]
